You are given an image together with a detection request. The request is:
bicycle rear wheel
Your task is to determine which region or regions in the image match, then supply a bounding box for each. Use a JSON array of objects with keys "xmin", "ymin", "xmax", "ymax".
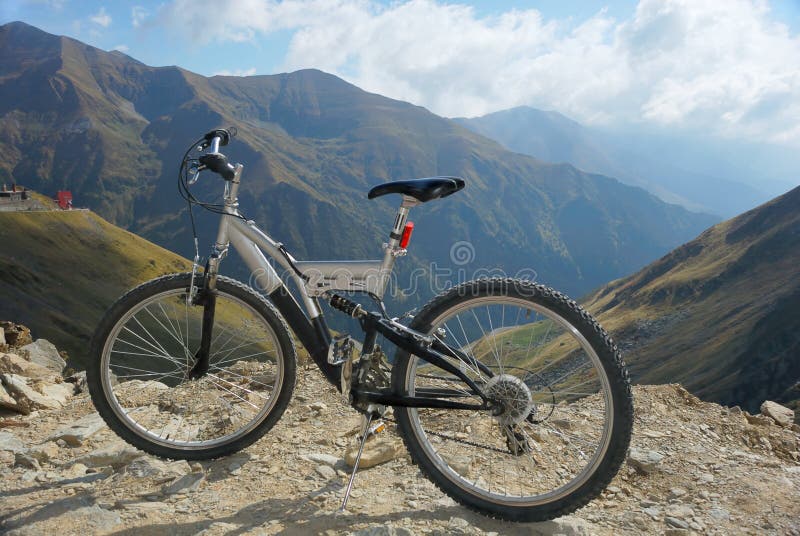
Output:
[
  {"xmin": 391, "ymin": 278, "xmax": 633, "ymax": 522},
  {"xmin": 87, "ymin": 273, "xmax": 296, "ymax": 460}
]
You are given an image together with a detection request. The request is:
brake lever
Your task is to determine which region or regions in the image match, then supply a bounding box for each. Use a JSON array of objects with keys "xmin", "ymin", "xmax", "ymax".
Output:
[{"xmin": 187, "ymin": 163, "xmax": 205, "ymax": 185}]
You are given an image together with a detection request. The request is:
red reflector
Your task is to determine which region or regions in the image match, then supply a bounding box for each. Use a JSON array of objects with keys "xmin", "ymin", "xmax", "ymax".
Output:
[{"xmin": 400, "ymin": 222, "xmax": 414, "ymax": 248}]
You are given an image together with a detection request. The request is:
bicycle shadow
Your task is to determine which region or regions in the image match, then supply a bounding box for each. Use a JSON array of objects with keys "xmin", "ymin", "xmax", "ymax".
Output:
[
  {"xmin": 106, "ymin": 495, "xmax": 532, "ymax": 536},
  {"xmin": 3, "ymin": 472, "xmax": 551, "ymax": 535}
]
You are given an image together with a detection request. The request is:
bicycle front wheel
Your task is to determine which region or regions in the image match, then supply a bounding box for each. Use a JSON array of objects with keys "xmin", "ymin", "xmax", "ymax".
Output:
[
  {"xmin": 391, "ymin": 278, "xmax": 633, "ymax": 522},
  {"xmin": 87, "ymin": 273, "xmax": 296, "ymax": 460}
]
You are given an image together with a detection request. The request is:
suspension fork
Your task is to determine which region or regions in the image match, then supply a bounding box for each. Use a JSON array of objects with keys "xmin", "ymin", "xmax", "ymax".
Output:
[{"xmin": 189, "ymin": 253, "xmax": 221, "ymax": 379}]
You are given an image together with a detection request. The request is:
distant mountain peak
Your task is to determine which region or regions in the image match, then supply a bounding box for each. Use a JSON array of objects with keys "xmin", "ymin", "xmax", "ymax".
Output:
[
  {"xmin": 1, "ymin": 20, "xmax": 42, "ymax": 31},
  {"xmin": 457, "ymin": 105, "xmax": 771, "ymax": 217}
]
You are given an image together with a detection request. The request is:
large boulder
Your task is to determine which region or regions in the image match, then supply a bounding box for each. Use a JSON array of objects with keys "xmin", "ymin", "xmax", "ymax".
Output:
[
  {"xmin": 0, "ymin": 353, "xmax": 58, "ymax": 381},
  {"xmin": 18, "ymin": 339, "xmax": 66, "ymax": 373},
  {"xmin": 0, "ymin": 373, "xmax": 68, "ymax": 414},
  {"xmin": 760, "ymin": 401, "xmax": 795, "ymax": 427},
  {"xmin": 39, "ymin": 382, "xmax": 73, "ymax": 405},
  {"xmin": 344, "ymin": 436, "xmax": 403, "ymax": 469}
]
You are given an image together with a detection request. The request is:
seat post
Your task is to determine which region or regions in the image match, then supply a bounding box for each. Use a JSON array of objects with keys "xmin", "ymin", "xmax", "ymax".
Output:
[{"xmin": 377, "ymin": 195, "xmax": 418, "ymax": 297}]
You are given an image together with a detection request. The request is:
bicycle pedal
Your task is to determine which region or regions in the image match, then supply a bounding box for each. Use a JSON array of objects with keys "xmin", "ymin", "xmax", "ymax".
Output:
[{"xmin": 368, "ymin": 420, "xmax": 386, "ymax": 436}]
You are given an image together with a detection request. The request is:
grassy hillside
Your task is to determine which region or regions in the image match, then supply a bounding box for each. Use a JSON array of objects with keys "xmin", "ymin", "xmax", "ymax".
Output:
[
  {"xmin": 582, "ymin": 186, "xmax": 800, "ymax": 418},
  {"xmin": 0, "ymin": 210, "xmax": 190, "ymax": 368}
]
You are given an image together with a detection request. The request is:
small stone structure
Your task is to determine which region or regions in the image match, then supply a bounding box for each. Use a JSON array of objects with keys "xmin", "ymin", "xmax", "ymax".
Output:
[{"xmin": 0, "ymin": 183, "xmax": 30, "ymax": 211}]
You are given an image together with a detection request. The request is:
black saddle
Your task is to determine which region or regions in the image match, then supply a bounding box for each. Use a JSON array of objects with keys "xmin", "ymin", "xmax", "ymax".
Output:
[{"xmin": 368, "ymin": 176, "xmax": 465, "ymax": 203}]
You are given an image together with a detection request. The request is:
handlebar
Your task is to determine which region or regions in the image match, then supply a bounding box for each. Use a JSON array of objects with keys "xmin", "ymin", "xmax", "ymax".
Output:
[{"xmin": 192, "ymin": 127, "xmax": 239, "ymax": 181}]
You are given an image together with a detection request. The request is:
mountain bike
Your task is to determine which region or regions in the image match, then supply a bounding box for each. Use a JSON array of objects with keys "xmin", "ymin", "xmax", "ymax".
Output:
[{"xmin": 87, "ymin": 128, "xmax": 633, "ymax": 522}]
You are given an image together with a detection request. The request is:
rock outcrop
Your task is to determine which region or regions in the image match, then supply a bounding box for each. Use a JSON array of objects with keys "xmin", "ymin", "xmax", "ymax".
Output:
[
  {"xmin": 0, "ymin": 326, "xmax": 798, "ymax": 535},
  {"xmin": 17, "ymin": 338, "xmax": 66, "ymax": 373},
  {"xmin": 0, "ymin": 329, "xmax": 73, "ymax": 415},
  {"xmin": 761, "ymin": 400, "xmax": 795, "ymax": 428},
  {"xmin": 0, "ymin": 321, "xmax": 33, "ymax": 347}
]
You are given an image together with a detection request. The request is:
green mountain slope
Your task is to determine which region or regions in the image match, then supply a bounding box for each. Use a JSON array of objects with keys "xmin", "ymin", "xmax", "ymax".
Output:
[
  {"xmin": 0, "ymin": 21, "xmax": 716, "ymax": 305},
  {"xmin": 455, "ymin": 106, "xmax": 771, "ymax": 217},
  {"xmin": 0, "ymin": 209, "xmax": 190, "ymax": 366},
  {"xmin": 583, "ymin": 186, "xmax": 800, "ymax": 418}
]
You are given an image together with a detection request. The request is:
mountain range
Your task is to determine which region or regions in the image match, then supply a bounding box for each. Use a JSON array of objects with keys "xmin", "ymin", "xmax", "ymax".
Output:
[
  {"xmin": 584, "ymin": 185, "xmax": 800, "ymax": 419},
  {"xmin": 455, "ymin": 106, "xmax": 779, "ymax": 218},
  {"xmin": 0, "ymin": 21, "xmax": 716, "ymax": 306}
]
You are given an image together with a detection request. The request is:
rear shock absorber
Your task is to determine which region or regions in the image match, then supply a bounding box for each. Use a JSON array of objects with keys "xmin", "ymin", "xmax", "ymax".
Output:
[{"xmin": 329, "ymin": 294, "xmax": 366, "ymax": 318}]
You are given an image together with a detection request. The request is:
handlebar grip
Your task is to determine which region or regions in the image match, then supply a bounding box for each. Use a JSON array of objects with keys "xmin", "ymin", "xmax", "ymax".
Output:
[
  {"xmin": 204, "ymin": 129, "xmax": 231, "ymax": 146},
  {"xmin": 199, "ymin": 153, "xmax": 236, "ymax": 180}
]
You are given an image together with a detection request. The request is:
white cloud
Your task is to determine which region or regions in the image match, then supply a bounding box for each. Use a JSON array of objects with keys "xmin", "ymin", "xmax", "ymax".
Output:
[
  {"xmin": 213, "ymin": 67, "xmax": 258, "ymax": 76},
  {"xmin": 112, "ymin": 44, "xmax": 129, "ymax": 52},
  {"xmin": 155, "ymin": 0, "xmax": 800, "ymax": 145},
  {"xmin": 89, "ymin": 6, "xmax": 111, "ymax": 28},
  {"xmin": 132, "ymin": 6, "xmax": 148, "ymax": 28}
]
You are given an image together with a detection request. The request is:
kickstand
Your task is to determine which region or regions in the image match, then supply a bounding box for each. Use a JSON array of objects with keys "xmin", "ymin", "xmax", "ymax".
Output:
[{"xmin": 339, "ymin": 412, "xmax": 374, "ymax": 512}]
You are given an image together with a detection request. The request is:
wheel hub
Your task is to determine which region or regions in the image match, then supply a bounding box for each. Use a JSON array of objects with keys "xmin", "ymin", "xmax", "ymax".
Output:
[{"xmin": 483, "ymin": 374, "xmax": 534, "ymax": 426}]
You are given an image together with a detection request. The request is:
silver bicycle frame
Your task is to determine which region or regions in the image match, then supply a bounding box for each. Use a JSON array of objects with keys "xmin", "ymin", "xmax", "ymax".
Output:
[
  {"xmin": 204, "ymin": 163, "xmax": 417, "ymax": 387},
  {"xmin": 210, "ymin": 165, "xmax": 416, "ymax": 316}
]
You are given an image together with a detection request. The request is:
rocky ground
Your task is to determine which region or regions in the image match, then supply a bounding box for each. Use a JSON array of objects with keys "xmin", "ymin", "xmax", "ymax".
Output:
[{"xmin": 1, "ymin": 324, "xmax": 799, "ymax": 536}]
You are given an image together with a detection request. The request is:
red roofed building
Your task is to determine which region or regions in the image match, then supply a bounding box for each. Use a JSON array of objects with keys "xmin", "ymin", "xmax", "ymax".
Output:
[{"xmin": 57, "ymin": 190, "xmax": 73, "ymax": 210}]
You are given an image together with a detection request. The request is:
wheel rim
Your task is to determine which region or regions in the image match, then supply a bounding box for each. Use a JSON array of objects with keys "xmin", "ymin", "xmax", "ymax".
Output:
[
  {"xmin": 100, "ymin": 286, "xmax": 284, "ymax": 450},
  {"xmin": 404, "ymin": 296, "xmax": 614, "ymax": 506}
]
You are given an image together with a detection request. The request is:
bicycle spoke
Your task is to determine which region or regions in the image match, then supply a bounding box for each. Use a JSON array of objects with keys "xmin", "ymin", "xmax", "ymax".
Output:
[
  {"xmin": 131, "ymin": 314, "xmax": 175, "ymax": 359},
  {"xmin": 207, "ymin": 365, "xmax": 275, "ymax": 391},
  {"xmin": 204, "ymin": 376, "xmax": 260, "ymax": 410},
  {"xmin": 206, "ymin": 372, "xmax": 269, "ymax": 401},
  {"xmin": 210, "ymin": 338, "xmax": 264, "ymax": 363},
  {"xmin": 114, "ymin": 334, "xmax": 181, "ymax": 366},
  {"xmin": 210, "ymin": 349, "xmax": 275, "ymax": 368},
  {"xmin": 143, "ymin": 304, "xmax": 188, "ymax": 353}
]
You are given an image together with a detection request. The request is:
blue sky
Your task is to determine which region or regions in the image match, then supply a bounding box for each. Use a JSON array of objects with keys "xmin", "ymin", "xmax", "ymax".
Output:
[{"xmin": 3, "ymin": 1, "xmax": 800, "ymax": 147}]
